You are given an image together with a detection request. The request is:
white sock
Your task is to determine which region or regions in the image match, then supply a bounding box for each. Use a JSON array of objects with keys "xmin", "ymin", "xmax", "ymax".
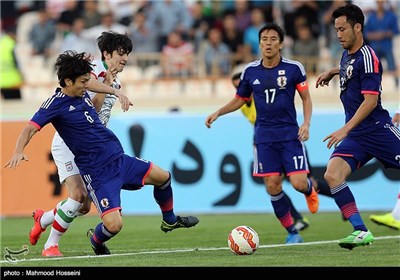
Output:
[
  {"xmin": 40, "ymin": 200, "xmax": 64, "ymax": 228},
  {"xmin": 44, "ymin": 198, "xmax": 82, "ymax": 249}
]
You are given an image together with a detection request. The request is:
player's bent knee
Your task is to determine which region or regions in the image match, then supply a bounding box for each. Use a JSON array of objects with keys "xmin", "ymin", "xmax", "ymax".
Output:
[
  {"xmin": 77, "ymin": 204, "xmax": 91, "ymax": 216},
  {"xmin": 324, "ymin": 170, "xmax": 339, "ymax": 186},
  {"xmin": 290, "ymin": 180, "xmax": 308, "ymax": 192},
  {"xmin": 104, "ymin": 222, "xmax": 123, "ymax": 234},
  {"xmin": 102, "ymin": 211, "xmax": 123, "ymax": 233}
]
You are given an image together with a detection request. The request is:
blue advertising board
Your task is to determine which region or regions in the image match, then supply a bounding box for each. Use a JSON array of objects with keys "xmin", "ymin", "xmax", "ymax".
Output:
[{"xmin": 108, "ymin": 112, "xmax": 399, "ymax": 215}]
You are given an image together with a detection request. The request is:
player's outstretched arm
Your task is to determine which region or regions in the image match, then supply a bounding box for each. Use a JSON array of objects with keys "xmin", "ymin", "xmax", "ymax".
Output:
[
  {"xmin": 4, "ymin": 124, "xmax": 38, "ymax": 169},
  {"xmin": 87, "ymin": 78, "xmax": 133, "ymax": 112},
  {"xmin": 90, "ymin": 66, "xmax": 118, "ymax": 112},
  {"xmin": 315, "ymin": 67, "xmax": 339, "ymax": 88},
  {"xmin": 205, "ymin": 97, "xmax": 246, "ymax": 128},
  {"xmin": 205, "ymin": 112, "xmax": 219, "ymax": 128},
  {"xmin": 113, "ymin": 89, "xmax": 133, "ymax": 112}
]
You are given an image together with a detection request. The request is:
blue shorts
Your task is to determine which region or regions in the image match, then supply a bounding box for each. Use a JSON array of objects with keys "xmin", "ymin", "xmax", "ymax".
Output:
[
  {"xmin": 331, "ymin": 122, "xmax": 400, "ymax": 171},
  {"xmin": 82, "ymin": 154, "xmax": 152, "ymax": 217},
  {"xmin": 253, "ymin": 140, "xmax": 310, "ymax": 177}
]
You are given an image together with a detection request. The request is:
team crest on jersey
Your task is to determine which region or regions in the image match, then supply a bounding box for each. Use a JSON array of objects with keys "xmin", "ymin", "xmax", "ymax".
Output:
[
  {"xmin": 65, "ymin": 161, "xmax": 73, "ymax": 171},
  {"xmin": 85, "ymin": 97, "xmax": 94, "ymax": 108},
  {"xmin": 346, "ymin": 65, "xmax": 353, "ymax": 79},
  {"xmin": 100, "ymin": 198, "xmax": 110, "ymax": 209},
  {"xmin": 277, "ymin": 76, "xmax": 287, "ymax": 89}
]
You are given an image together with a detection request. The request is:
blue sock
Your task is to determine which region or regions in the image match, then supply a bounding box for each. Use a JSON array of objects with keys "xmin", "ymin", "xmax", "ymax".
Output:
[
  {"xmin": 90, "ymin": 223, "xmax": 115, "ymax": 247},
  {"xmin": 271, "ymin": 191, "xmax": 297, "ymax": 234},
  {"xmin": 153, "ymin": 173, "xmax": 177, "ymax": 224},
  {"xmin": 304, "ymin": 178, "xmax": 313, "ymax": 196},
  {"xmin": 331, "ymin": 182, "xmax": 367, "ymax": 231}
]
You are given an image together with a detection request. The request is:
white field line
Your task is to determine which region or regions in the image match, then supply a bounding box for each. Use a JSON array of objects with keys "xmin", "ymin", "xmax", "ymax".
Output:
[{"xmin": 1, "ymin": 235, "xmax": 399, "ymax": 264}]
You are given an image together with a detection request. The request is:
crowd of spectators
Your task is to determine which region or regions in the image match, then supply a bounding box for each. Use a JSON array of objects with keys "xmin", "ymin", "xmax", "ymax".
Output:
[{"xmin": 1, "ymin": 0, "xmax": 399, "ymax": 95}]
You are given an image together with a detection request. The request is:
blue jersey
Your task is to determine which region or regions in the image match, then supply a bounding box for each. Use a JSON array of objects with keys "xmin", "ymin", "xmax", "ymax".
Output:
[
  {"xmin": 236, "ymin": 57, "xmax": 307, "ymax": 144},
  {"xmin": 30, "ymin": 88, "xmax": 124, "ymax": 174},
  {"xmin": 338, "ymin": 44, "xmax": 392, "ymax": 135}
]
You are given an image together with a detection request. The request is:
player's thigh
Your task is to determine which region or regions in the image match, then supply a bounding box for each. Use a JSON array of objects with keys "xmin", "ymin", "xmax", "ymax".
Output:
[
  {"xmin": 51, "ymin": 136, "xmax": 80, "ymax": 183},
  {"xmin": 331, "ymin": 136, "xmax": 371, "ymax": 171},
  {"xmin": 281, "ymin": 140, "xmax": 309, "ymax": 175},
  {"xmin": 119, "ymin": 154, "xmax": 153, "ymax": 187},
  {"xmin": 86, "ymin": 175, "xmax": 122, "ymax": 216},
  {"xmin": 325, "ymin": 157, "xmax": 352, "ymax": 184},
  {"xmin": 254, "ymin": 142, "xmax": 283, "ymax": 175},
  {"xmin": 363, "ymin": 124, "xmax": 400, "ymax": 169}
]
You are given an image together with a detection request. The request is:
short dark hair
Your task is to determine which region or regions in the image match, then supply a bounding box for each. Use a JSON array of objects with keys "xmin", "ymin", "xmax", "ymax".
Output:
[
  {"xmin": 55, "ymin": 51, "xmax": 93, "ymax": 87},
  {"xmin": 97, "ymin": 31, "xmax": 133, "ymax": 61},
  {"xmin": 231, "ymin": 72, "xmax": 242, "ymax": 81},
  {"xmin": 258, "ymin": 22, "xmax": 285, "ymax": 43},
  {"xmin": 332, "ymin": 4, "xmax": 365, "ymax": 30}
]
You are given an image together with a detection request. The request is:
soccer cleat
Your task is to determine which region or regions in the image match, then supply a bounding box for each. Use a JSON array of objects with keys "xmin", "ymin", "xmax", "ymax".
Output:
[
  {"xmin": 338, "ymin": 230, "xmax": 374, "ymax": 250},
  {"xmin": 87, "ymin": 228, "xmax": 111, "ymax": 255},
  {"xmin": 29, "ymin": 209, "xmax": 46, "ymax": 245},
  {"xmin": 160, "ymin": 215, "xmax": 199, "ymax": 233},
  {"xmin": 293, "ymin": 217, "xmax": 310, "ymax": 231},
  {"xmin": 370, "ymin": 213, "xmax": 400, "ymax": 230},
  {"xmin": 42, "ymin": 245, "xmax": 63, "ymax": 257},
  {"xmin": 305, "ymin": 188, "xmax": 319, "ymax": 214},
  {"xmin": 285, "ymin": 233, "xmax": 304, "ymax": 244}
]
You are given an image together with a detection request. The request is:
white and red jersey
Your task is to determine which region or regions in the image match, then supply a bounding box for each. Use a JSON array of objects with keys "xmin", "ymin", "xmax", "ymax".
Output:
[{"xmin": 89, "ymin": 59, "xmax": 121, "ymax": 127}]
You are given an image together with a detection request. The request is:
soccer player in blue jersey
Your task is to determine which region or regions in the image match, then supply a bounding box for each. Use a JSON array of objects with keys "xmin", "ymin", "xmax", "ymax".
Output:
[
  {"xmin": 231, "ymin": 72, "xmax": 330, "ymax": 231},
  {"xmin": 28, "ymin": 31, "xmax": 135, "ymax": 257},
  {"xmin": 5, "ymin": 51, "xmax": 199, "ymax": 256},
  {"xmin": 205, "ymin": 22, "xmax": 319, "ymax": 244},
  {"xmin": 315, "ymin": 3, "xmax": 400, "ymax": 249}
]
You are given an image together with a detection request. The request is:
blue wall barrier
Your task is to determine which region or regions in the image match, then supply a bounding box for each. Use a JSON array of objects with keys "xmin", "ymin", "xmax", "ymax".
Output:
[{"xmin": 108, "ymin": 112, "xmax": 399, "ymax": 215}]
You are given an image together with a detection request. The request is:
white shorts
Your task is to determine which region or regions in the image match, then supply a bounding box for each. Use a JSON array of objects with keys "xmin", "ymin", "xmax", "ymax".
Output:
[{"xmin": 51, "ymin": 132, "xmax": 80, "ymax": 183}]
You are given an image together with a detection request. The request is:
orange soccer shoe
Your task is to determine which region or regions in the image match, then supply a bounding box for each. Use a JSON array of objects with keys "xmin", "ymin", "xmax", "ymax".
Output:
[
  {"xmin": 42, "ymin": 245, "xmax": 63, "ymax": 257},
  {"xmin": 305, "ymin": 187, "xmax": 319, "ymax": 214},
  {"xmin": 29, "ymin": 209, "xmax": 46, "ymax": 245}
]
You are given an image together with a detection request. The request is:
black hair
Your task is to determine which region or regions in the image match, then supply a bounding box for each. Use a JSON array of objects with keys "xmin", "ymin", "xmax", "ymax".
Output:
[
  {"xmin": 97, "ymin": 31, "xmax": 133, "ymax": 61},
  {"xmin": 332, "ymin": 4, "xmax": 365, "ymax": 30},
  {"xmin": 55, "ymin": 51, "xmax": 93, "ymax": 87},
  {"xmin": 258, "ymin": 22, "xmax": 285, "ymax": 43},
  {"xmin": 231, "ymin": 72, "xmax": 242, "ymax": 81}
]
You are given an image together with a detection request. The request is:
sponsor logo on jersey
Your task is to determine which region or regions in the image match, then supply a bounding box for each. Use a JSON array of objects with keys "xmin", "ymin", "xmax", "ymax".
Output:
[{"xmin": 253, "ymin": 79, "xmax": 260, "ymax": 85}]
